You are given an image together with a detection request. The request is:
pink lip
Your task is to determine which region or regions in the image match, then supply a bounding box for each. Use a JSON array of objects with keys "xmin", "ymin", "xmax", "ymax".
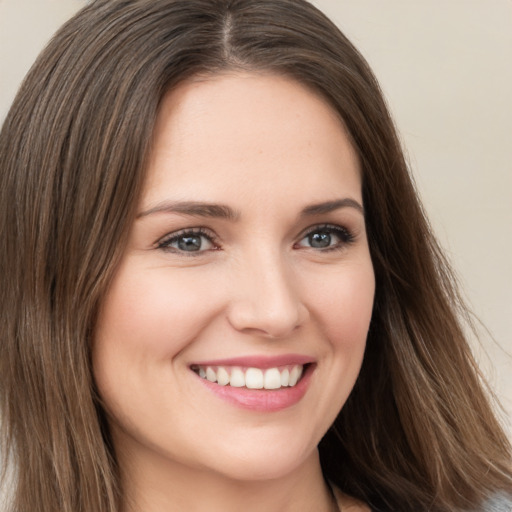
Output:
[
  {"xmin": 192, "ymin": 361, "xmax": 316, "ymax": 413},
  {"xmin": 190, "ymin": 353, "xmax": 314, "ymax": 369}
]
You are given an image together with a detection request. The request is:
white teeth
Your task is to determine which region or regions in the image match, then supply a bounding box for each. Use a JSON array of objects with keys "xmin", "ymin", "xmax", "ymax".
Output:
[
  {"xmin": 195, "ymin": 364, "xmax": 305, "ymax": 390},
  {"xmin": 206, "ymin": 367, "xmax": 217, "ymax": 382},
  {"xmin": 288, "ymin": 365, "xmax": 303, "ymax": 387},
  {"xmin": 229, "ymin": 368, "xmax": 245, "ymax": 388},
  {"xmin": 245, "ymin": 368, "xmax": 264, "ymax": 389},
  {"xmin": 217, "ymin": 366, "xmax": 230, "ymax": 386},
  {"xmin": 264, "ymin": 368, "xmax": 282, "ymax": 390}
]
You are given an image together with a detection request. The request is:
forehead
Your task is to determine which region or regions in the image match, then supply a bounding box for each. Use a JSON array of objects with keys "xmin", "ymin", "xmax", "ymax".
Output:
[{"xmin": 143, "ymin": 72, "xmax": 362, "ymax": 211}]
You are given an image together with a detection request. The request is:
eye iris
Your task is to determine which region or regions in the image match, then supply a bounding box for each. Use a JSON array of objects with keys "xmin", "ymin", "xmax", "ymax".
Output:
[
  {"xmin": 178, "ymin": 235, "xmax": 202, "ymax": 251},
  {"xmin": 309, "ymin": 231, "xmax": 331, "ymax": 248}
]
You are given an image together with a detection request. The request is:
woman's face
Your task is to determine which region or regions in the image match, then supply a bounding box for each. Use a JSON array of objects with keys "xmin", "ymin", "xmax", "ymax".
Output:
[{"xmin": 93, "ymin": 73, "xmax": 375, "ymax": 483}]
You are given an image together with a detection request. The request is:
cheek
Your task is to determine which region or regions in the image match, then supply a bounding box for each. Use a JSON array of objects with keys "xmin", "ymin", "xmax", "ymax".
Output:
[
  {"xmin": 92, "ymin": 263, "xmax": 219, "ymax": 418},
  {"xmin": 94, "ymin": 263, "xmax": 223, "ymax": 361},
  {"xmin": 293, "ymin": 259, "xmax": 374, "ymax": 433},
  {"xmin": 304, "ymin": 260, "xmax": 375, "ymax": 349}
]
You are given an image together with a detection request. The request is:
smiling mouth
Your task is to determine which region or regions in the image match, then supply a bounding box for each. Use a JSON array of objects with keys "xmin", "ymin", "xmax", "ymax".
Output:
[{"xmin": 191, "ymin": 364, "xmax": 308, "ymax": 390}]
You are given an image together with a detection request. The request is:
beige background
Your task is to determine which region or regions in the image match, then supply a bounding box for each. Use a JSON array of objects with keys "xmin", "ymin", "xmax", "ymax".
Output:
[{"xmin": 1, "ymin": 1, "xmax": 511, "ymax": 430}]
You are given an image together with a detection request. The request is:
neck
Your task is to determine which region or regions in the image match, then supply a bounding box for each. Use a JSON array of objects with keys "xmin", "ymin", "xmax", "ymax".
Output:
[{"xmin": 118, "ymin": 447, "xmax": 336, "ymax": 512}]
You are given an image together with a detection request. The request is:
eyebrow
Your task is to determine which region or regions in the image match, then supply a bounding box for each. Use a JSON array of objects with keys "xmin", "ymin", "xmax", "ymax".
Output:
[
  {"xmin": 300, "ymin": 198, "xmax": 364, "ymax": 217},
  {"xmin": 137, "ymin": 201, "xmax": 240, "ymax": 220},
  {"xmin": 137, "ymin": 197, "xmax": 364, "ymax": 220}
]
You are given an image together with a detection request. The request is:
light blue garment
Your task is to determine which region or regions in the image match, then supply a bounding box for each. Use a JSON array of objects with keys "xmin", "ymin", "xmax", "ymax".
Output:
[{"xmin": 479, "ymin": 494, "xmax": 512, "ymax": 511}]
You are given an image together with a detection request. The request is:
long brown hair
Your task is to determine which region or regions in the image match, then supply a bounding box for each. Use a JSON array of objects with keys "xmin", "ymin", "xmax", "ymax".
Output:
[{"xmin": 1, "ymin": 1, "xmax": 510, "ymax": 511}]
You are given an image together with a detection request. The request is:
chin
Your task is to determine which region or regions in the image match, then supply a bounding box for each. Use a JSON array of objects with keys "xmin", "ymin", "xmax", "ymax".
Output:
[
  {"xmin": 188, "ymin": 426, "xmax": 323, "ymax": 483},
  {"xmin": 207, "ymin": 450, "xmax": 318, "ymax": 483}
]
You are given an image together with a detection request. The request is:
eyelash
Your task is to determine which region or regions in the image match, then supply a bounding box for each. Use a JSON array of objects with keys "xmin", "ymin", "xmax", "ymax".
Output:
[
  {"xmin": 295, "ymin": 223, "xmax": 355, "ymax": 252},
  {"xmin": 156, "ymin": 223, "xmax": 355, "ymax": 256},
  {"xmin": 156, "ymin": 227, "xmax": 219, "ymax": 255}
]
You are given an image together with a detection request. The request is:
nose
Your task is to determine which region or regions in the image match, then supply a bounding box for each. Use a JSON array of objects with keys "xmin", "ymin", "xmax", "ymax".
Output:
[{"xmin": 226, "ymin": 252, "xmax": 309, "ymax": 339}]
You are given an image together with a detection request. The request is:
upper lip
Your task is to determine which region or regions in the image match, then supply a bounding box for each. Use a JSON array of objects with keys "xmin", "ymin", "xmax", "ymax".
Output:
[{"xmin": 190, "ymin": 354, "xmax": 315, "ymax": 369}]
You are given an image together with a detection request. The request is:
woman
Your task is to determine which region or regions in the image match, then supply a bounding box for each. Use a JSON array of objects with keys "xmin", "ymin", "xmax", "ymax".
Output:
[{"xmin": 0, "ymin": 0, "xmax": 511, "ymax": 511}]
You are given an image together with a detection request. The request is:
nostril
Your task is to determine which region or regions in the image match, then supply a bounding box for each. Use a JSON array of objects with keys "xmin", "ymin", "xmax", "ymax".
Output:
[{"xmin": 226, "ymin": 299, "xmax": 309, "ymax": 339}]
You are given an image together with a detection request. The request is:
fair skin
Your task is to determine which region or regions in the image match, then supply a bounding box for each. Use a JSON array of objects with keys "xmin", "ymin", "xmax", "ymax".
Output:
[{"xmin": 93, "ymin": 72, "xmax": 374, "ymax": 512}]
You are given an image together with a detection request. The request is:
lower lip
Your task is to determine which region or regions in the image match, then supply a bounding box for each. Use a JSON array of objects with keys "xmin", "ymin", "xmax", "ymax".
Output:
[{"xmin": 195, "ymin": 364, "xmax": 315, "ymax": 412}]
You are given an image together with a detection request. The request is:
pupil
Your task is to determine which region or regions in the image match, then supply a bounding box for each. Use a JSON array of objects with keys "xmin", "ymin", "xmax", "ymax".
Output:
[
  {"xmin": 178, "ymin": 235, "xmax": 202, "ymax": 251},
  {"xmin": 309, "ymin": 232, "xmax": 331, "ymax": 248}
]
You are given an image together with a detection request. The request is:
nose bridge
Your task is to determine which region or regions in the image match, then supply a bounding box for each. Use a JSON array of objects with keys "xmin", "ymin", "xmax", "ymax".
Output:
[{"xmin": 227, "ymin": 245, "xmax": 307, "ymax": 338}]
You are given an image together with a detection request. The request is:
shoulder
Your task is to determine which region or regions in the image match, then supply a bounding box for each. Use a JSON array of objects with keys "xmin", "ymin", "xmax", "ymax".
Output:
[
  {"xmin": 477, "ymin": 493, "xmax": 512, "ymax": 512},
  {"xmin": 330, "ymin": 487, "xmax": 512, "ymax": 512}
]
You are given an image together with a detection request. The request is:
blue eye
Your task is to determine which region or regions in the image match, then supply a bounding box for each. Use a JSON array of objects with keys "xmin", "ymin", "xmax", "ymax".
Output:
[
  {"xmin": 297, "ymin": 225, "xmax": 354, "ymax": 251},
  {"xmin": 157, "ymin": 229, "xmax": 216, "ymax": 254}
]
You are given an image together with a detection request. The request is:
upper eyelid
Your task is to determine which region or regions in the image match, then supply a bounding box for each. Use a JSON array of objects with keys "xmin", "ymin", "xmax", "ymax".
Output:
[
  {"xmin": 297, "ymin": 222, "xmax": 353, "ymax": 238},
  {"xmin": 156, "ymin": 227, "xmax": 217, "ymax": 247},
  {"xmin": 159, "ymin": 226, "xmax": 214, "ymax": 238},
  {"xmin": 294, "ymin": 223, "xmax": 356, "ymax": 250}
]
